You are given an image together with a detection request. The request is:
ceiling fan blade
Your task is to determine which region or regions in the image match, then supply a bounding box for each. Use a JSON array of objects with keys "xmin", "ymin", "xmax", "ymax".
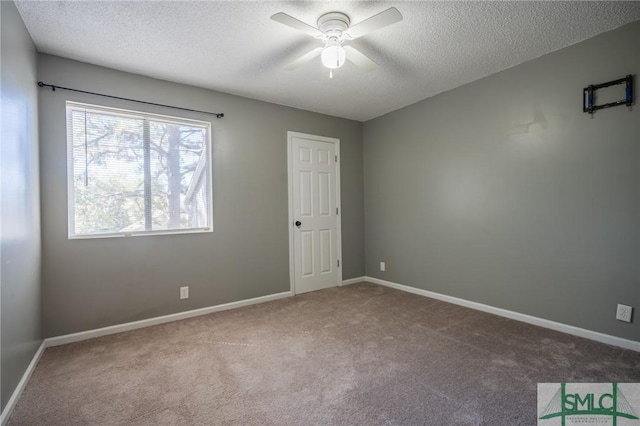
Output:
[
  {"xmin": 271, "ymin": 13, "xmax": 324, "ymax": 38},
  {"xmin": 284, "ymin": 47, "xmax": 323, "ymax": 70},
  {"xmin": 344, "ymin": 46, "xmax": 377, "ymax": 71},
  {"xmin": 346, "ymin": 7, "xmax": 403, "ymax": 39}
]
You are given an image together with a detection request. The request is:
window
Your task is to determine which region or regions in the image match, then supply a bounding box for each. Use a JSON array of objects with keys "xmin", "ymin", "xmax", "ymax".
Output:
[{"xmin": 66, "ymin": 102, "xmax": 212, "ymax": 238}]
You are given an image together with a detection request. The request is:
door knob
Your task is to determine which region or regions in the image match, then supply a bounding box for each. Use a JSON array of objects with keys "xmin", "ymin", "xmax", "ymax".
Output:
[{"xmin": 295, "ymin": 221, "xmax": 301, "ymax": 227}]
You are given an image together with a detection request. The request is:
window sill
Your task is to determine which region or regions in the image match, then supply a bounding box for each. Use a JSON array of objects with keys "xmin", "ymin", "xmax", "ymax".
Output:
[{"xmin": 68, "ymin": 227, "xmax": 213, "ymax": 240}]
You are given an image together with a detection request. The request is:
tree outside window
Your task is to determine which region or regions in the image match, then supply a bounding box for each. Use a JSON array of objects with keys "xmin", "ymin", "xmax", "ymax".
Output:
[{"xmin": 67, "ymin": 102, "xmax": 212, "ymax": 238}]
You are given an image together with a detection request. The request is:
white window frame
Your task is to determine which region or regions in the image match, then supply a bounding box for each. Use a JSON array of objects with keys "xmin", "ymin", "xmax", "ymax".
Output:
[{"xmin": 66, "ymin": 101, "xmax": 213, "ymax": 239}]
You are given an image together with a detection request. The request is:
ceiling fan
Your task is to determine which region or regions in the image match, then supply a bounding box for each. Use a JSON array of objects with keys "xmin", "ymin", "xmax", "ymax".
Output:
[{"xmin": 271, "ymin": 8, "xmax": 403, "ymax": 77}]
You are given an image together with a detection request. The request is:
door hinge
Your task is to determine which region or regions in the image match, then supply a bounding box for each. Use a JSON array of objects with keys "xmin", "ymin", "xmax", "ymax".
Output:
[
  {"xmin": 335, "ymin": 155, "xmax": 338, "ymax": 162},
  {"xmin": 337, "ymin": 259, "xmax": 340, "ymax": 267},
  {"xmin": 336, "ymin": 207, "xmax": 339, "ymax": 215}
]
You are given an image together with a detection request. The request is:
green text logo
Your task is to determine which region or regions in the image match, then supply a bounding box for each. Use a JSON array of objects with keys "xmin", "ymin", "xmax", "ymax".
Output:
[{"xmin": 539, "ymin": 383, "xmax": 639, "ymax": 426}]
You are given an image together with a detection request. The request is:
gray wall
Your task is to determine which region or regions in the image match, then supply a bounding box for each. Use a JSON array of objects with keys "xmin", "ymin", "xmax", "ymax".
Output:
[
  {"xmin": 38, "ymin": 54, "xmax": 364, "ymax": 337},
  {"xmin": 364, "ymin": 21, "xmax": 639, "ymax": 341},
  {"xmin": 1, "ymin": 1, "xmax": 43, "ymax": 411}
]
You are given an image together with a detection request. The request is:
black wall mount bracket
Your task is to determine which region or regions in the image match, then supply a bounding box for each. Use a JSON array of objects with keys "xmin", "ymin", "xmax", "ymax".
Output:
[{"xmin": 583, "ymin": 74, "xmax": 633, "ymax": 114}]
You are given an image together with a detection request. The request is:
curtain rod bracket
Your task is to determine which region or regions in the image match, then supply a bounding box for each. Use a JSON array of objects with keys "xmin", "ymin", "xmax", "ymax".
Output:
[
  {"xmin": 38, "ymin": 81, "xmax": 55, "ymax": 91},
  {"xmin": 37, "ymin": 81, "xmax": 224, "ymax": 118}
]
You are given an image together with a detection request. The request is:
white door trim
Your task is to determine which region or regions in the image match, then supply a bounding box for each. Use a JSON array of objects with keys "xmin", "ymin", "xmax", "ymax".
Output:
[{"xmin": 287, "ymin": 131, "xmax": 342, "ymax": 295}]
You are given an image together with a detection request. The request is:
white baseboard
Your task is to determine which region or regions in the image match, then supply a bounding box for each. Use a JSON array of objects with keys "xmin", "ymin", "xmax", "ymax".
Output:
[
  {"xmin": 342, "ymin": 276, "xmax": 365, "ymax": 286},
  {"xmin": 0, "ymin": 341, "xmax": 46, "ymax": 426},
  {"xmin": 46, "ymin": 291, "xmax": 292, "ymax": 347},
  {"xmin": 365, "ymin": 276, "xmax": 640, "ymax": 352}
]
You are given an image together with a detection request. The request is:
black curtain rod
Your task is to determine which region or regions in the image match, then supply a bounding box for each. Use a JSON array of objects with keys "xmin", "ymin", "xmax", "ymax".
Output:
[{"xmin": 37, "ymin": 81, "xmax": 224, "ymax": 118}]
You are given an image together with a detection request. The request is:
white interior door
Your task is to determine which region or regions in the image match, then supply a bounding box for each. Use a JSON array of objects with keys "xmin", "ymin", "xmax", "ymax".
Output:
[{"xmin": 288, "ymin": 132, "xmax": 341, "ymax": 294}]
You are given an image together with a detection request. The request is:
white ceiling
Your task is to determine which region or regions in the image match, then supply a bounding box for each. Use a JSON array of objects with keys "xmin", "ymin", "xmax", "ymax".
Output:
[{"xmin": 15, "ymin": 1, "xmax": 640, "ymax": 122}]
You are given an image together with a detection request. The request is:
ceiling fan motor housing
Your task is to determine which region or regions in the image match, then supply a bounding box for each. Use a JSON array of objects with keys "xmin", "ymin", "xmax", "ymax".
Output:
[{"xmin": 317, "ymin": 12, "xmax": 350, "ymax": 39}]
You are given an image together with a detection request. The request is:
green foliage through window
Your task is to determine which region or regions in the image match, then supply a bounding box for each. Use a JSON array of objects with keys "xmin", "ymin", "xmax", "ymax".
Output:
[{"xmin": 67, "ymin": 102, "xmax": 212, "ymax": 237}]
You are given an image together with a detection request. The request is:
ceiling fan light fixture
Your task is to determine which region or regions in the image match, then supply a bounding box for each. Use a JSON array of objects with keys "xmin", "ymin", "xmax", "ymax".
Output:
[{"xmin": 321, "ymin": 44, "xmax": 346, "ymax": 69}]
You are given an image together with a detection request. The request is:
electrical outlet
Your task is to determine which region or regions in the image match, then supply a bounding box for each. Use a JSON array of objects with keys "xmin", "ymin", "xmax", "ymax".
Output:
[
  {"xmin": 180, "ymin": 286, "xmax": 189, "ymax": 300},
  {"xmin": 380, "ymin": 262, "xmax": 386, "ymax": 272},
  {"xmin": 616, "ymin": 304, "xmax": 633, "ymax": 323}
]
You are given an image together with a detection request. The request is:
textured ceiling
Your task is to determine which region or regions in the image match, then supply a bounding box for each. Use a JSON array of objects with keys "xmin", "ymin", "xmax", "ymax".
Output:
[{"xmin": 15, "ymin": 1, "xmax": 640, "ymax": 122}]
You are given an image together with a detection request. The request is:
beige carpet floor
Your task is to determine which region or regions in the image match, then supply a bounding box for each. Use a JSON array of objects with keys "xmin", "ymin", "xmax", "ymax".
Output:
[{"xmin": 8, "ymin": 282, "xmax": 640, "ymax": 425}]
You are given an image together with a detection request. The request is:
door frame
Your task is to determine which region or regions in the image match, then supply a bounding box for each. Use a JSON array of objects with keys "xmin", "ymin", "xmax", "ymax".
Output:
[{"xmin": 287, "ymin": 131, "xmax": 342, "ymax": 295}]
